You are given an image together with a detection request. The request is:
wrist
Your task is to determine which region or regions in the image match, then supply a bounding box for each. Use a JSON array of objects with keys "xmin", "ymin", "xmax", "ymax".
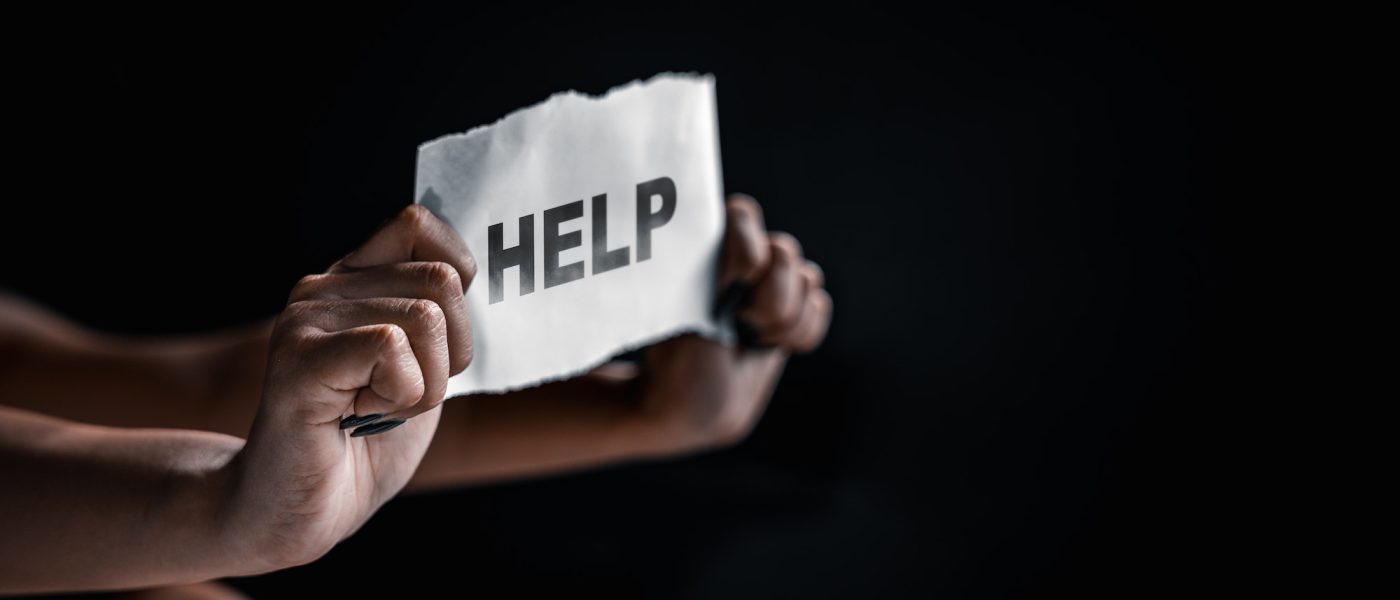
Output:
[
  {"xmin": 212, "ymin": 439, "xmax": 345, "ymax": 575},
  {"xmin": 197, "ymin": 450, "xmax": 306, "ymax": 577},
  {"xmin": 150, "ymin": 439, "xmax": 273, "ymax": 583},
  {"xmin": 634, "ymin": 393, "xmax": 741, "ymax": 457},
  {"xmin": 190, "ymin": 461, "xmax": 260, "ymax": 577}
]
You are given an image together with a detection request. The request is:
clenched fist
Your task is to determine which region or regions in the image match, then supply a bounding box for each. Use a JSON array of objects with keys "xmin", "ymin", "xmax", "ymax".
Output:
[
  {"xmin": 224, "ymin": 205, "xmax": 475, "ymax": 571},
  {"xmin": 637, "ymin": 194, "xmax": 833, "ymax": 450}
]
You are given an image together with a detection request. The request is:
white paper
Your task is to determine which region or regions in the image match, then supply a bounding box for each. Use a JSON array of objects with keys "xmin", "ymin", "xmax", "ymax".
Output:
[{"xmin": 415, "ymin": 72, "xmax": 731, "ymax": 395}]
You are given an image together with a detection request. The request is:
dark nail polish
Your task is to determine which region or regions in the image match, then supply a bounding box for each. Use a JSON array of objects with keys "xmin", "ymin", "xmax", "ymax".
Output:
[
  {"xmin": 713, "ymin": 281, "xmax": 751, "ymax": 320},
  {"xmin": 339, "ymin": 413, "xmax": 385, "ymax": 430},
  {"xmin": 350, "ymin": 418, "xmax": 406, "ymax": 437}
]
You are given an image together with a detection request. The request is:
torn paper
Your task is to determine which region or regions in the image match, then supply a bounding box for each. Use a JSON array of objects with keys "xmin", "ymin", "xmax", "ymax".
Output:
[{"xmin": 416, "ymin": 72, "xmax": 730, "ymax": 396}]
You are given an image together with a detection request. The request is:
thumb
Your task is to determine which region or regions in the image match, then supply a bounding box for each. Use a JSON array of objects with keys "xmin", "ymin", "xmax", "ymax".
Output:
[
  {"xmin": 714, "ymin": 194, "xmax": 771, "ymax": 320},
  {"xmin": 719, "ymin": 194, "xmax": 771, "ymax": 287}
]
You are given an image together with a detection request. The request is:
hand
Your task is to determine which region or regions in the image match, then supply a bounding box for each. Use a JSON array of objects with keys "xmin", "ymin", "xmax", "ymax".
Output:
[
  {"xmin": 637, "ymin": 194, "xmax": 832, "ymax": 451},
  {"xmin": 222, "ymin": 205, "xmax": 476, "ymax": 572}
]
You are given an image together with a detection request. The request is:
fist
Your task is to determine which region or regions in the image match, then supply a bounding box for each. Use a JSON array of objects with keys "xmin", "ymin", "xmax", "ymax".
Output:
[
  {"xmin": 638, "ymin": 193, "xmax": 832, "ymax": 452},
  {"xmin": 226, "ymin": 205, "xmax": 476, "ymax": 571},
  {"xmin": 720, "ymin": 194, "xmax": 832, "ymax": 352}
]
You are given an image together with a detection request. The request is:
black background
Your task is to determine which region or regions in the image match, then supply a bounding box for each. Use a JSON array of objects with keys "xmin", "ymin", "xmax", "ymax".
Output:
[{"xmin": 3, "ymin": 3, "xmax": 1280, "ymax": 597}]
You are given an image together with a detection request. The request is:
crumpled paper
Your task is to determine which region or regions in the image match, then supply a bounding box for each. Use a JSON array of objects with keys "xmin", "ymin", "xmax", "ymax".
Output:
[{"xmin": 416, "ymin": 72, "xmax": 731, "ymax": 395}]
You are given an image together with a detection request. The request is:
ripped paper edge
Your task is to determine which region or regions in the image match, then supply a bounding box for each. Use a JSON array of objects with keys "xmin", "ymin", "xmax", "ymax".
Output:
[
  {"xmin": 417, "ymin": 70, "xmax": 717, "ymax": 151},
  {"xmin": 420, "ymin": 71, "xmax": 733, "ymax": 397}
]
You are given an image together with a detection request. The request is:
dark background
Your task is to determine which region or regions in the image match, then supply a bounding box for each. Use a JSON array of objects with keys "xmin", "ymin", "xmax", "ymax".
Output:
[{"xmin": 4, "ymin": 3, "xmax": 1283, "ymax": 597}]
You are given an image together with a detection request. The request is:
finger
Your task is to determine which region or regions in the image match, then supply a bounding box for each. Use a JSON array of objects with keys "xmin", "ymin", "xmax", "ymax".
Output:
[
  {"xmin": 331, "ymin": 205, "xmax": 477, "ymax": 292},
  {"xmin": 285, "ymin": 298, "xmax": 450, "ymax": 418},
  {"xmin": 288, "ymin": 324, "xmax": 425, "ymax": 425},
  {"xmin": 720, "ymin": 194, "xmax": 771, "ymax": 287},
  {"xmin": 756, "ymin": 260, "xmax": 822, "ymax": 346},
  {"xmin": 767, "ymin": 287, "xmax": 832, "ymax": 353},
  {"xmin": 738, "ymin": 233, "xmax": 807, "ymax": 336},
  {"xmin": 804, "ymin": 259, "xmax": 825, "ymax": 288},
  {"xmin": 289, "ymin": 261, "xmax": 472, "ymax": 374}
]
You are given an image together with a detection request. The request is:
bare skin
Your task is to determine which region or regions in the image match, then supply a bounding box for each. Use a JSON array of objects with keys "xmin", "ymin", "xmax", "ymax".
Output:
[{"xmin": 0, "ymin": 195, "xmax": 831, "ymax": 593}]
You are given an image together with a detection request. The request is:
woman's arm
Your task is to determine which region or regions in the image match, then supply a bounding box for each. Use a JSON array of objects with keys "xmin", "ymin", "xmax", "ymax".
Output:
[
  {"xmin": 1, "ymin": 205, "xmax": 483, "ymax": 592},
  {"xmin": 410, "ymin": 194, "xmax": 826, "ymax": 489},
  {"xmin": 0, "ymin": 195, "xmax": 830, "ymax": 492},
  {"xmin": 0, "ymin": 404, "xmax": 247, "ymax": 593},
  {"xmin": 408, "ymin": 341, "xmax": 789, "ymax": 491},
  {"xmin": 0, "ymin": 292, "xmax": 267, "ymax": 434}
]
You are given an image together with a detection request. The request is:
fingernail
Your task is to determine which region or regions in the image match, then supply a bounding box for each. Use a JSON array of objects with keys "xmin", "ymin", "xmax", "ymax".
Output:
[
  {"xmin": 339, "ymin": 413, "xmax": 385, "ymax": 430},
  {"xmin": 351, "ymin": 418, "xmax": 406, "ymax": 437},
  {"xmin": 713, "ymin": 281, "xmax": 751, "ymax": 320}
]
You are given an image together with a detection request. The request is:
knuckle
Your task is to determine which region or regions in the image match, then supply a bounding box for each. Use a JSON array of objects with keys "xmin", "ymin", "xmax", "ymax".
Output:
[
  {"xmin": 747, "ymin": 280, "xmax": 805, "ymax": 329},
  {"xmin": 726, "ymin": 193, "xmax": 761, "ymax": 219},
  {"xmin": 732, "ymin": 242, "xmax": 770, "ymax": 279},
  {"xmin": 281, "ymin": 300, "xmax": 318, "ymax": 323},
  {"xmin": 370, "ymin": 323, "xmax": 410, "ymax": 352},
  {"xmin": 418, "ymin": 261, "xmax": 462, "ymax": 293},
  {"xmin": 407, "ymin": 298, "xmax": 446, "ymax": 328},
  {"xmin": 733, "ymin": 247, "xmax": 766, "ymax": 280},
  {"xmin": 294, "ymin": 273, "xmax": 324, "ymax": 290},
  {"xmin": 805, "ymin": 260, "xmax": 825, "ymax": 286},
  {"xmin": 794, "ymin": 294, "xmax": 833, "ymax": 353},
  {"xmin": 288, "ymin": 274, "xmax": 326, "ymax": 301},
  {"xmin": 816, "ymin": 288, "xmax": 833, "ymax": 313},
  {"xmin": 765, "ymin": 242, "xmax": 792, "ymax": 267},
  {"xmin": 769, "ymin": 232, "xmax": 802, "ymax": 260},
  {"xmin": 812, "ymin": 289, "xmax": 834, "ymax": 324},
  {"xmin": 285, "ymin": 324, "xmax": 319, "ymax": 347},
  {"xmin": 400, "ymin": 204, "xmax": 435, "ymax": 229}
]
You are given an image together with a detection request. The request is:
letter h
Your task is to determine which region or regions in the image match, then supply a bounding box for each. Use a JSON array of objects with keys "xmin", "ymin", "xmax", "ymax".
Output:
[{"xmin": 488, "ymin": 215, "xmax": 535, "ymax": 304}]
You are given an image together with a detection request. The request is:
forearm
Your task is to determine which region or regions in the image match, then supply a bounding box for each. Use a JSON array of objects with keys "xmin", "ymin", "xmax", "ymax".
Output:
[
  {"xmin": 408, "ymin": 364, "xmax": 671, "ymax": 491},
  {"xmin": 350, "ymin": 273, "xmax": 797, "ymax": 491},
  {"xmin": 0, "ymin": 296, "xmax": 776, "ymax": 496},
  {"xmin": 0, "ymin": 405, "xmax": 252, "ymax": 593},
  {"xmin": 406, "ymin": 344, "xmax": 787, "ymax": 492},
  {"xmin": 0, "ymin": 293, "xmax": 268, "ymax": 434}
]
